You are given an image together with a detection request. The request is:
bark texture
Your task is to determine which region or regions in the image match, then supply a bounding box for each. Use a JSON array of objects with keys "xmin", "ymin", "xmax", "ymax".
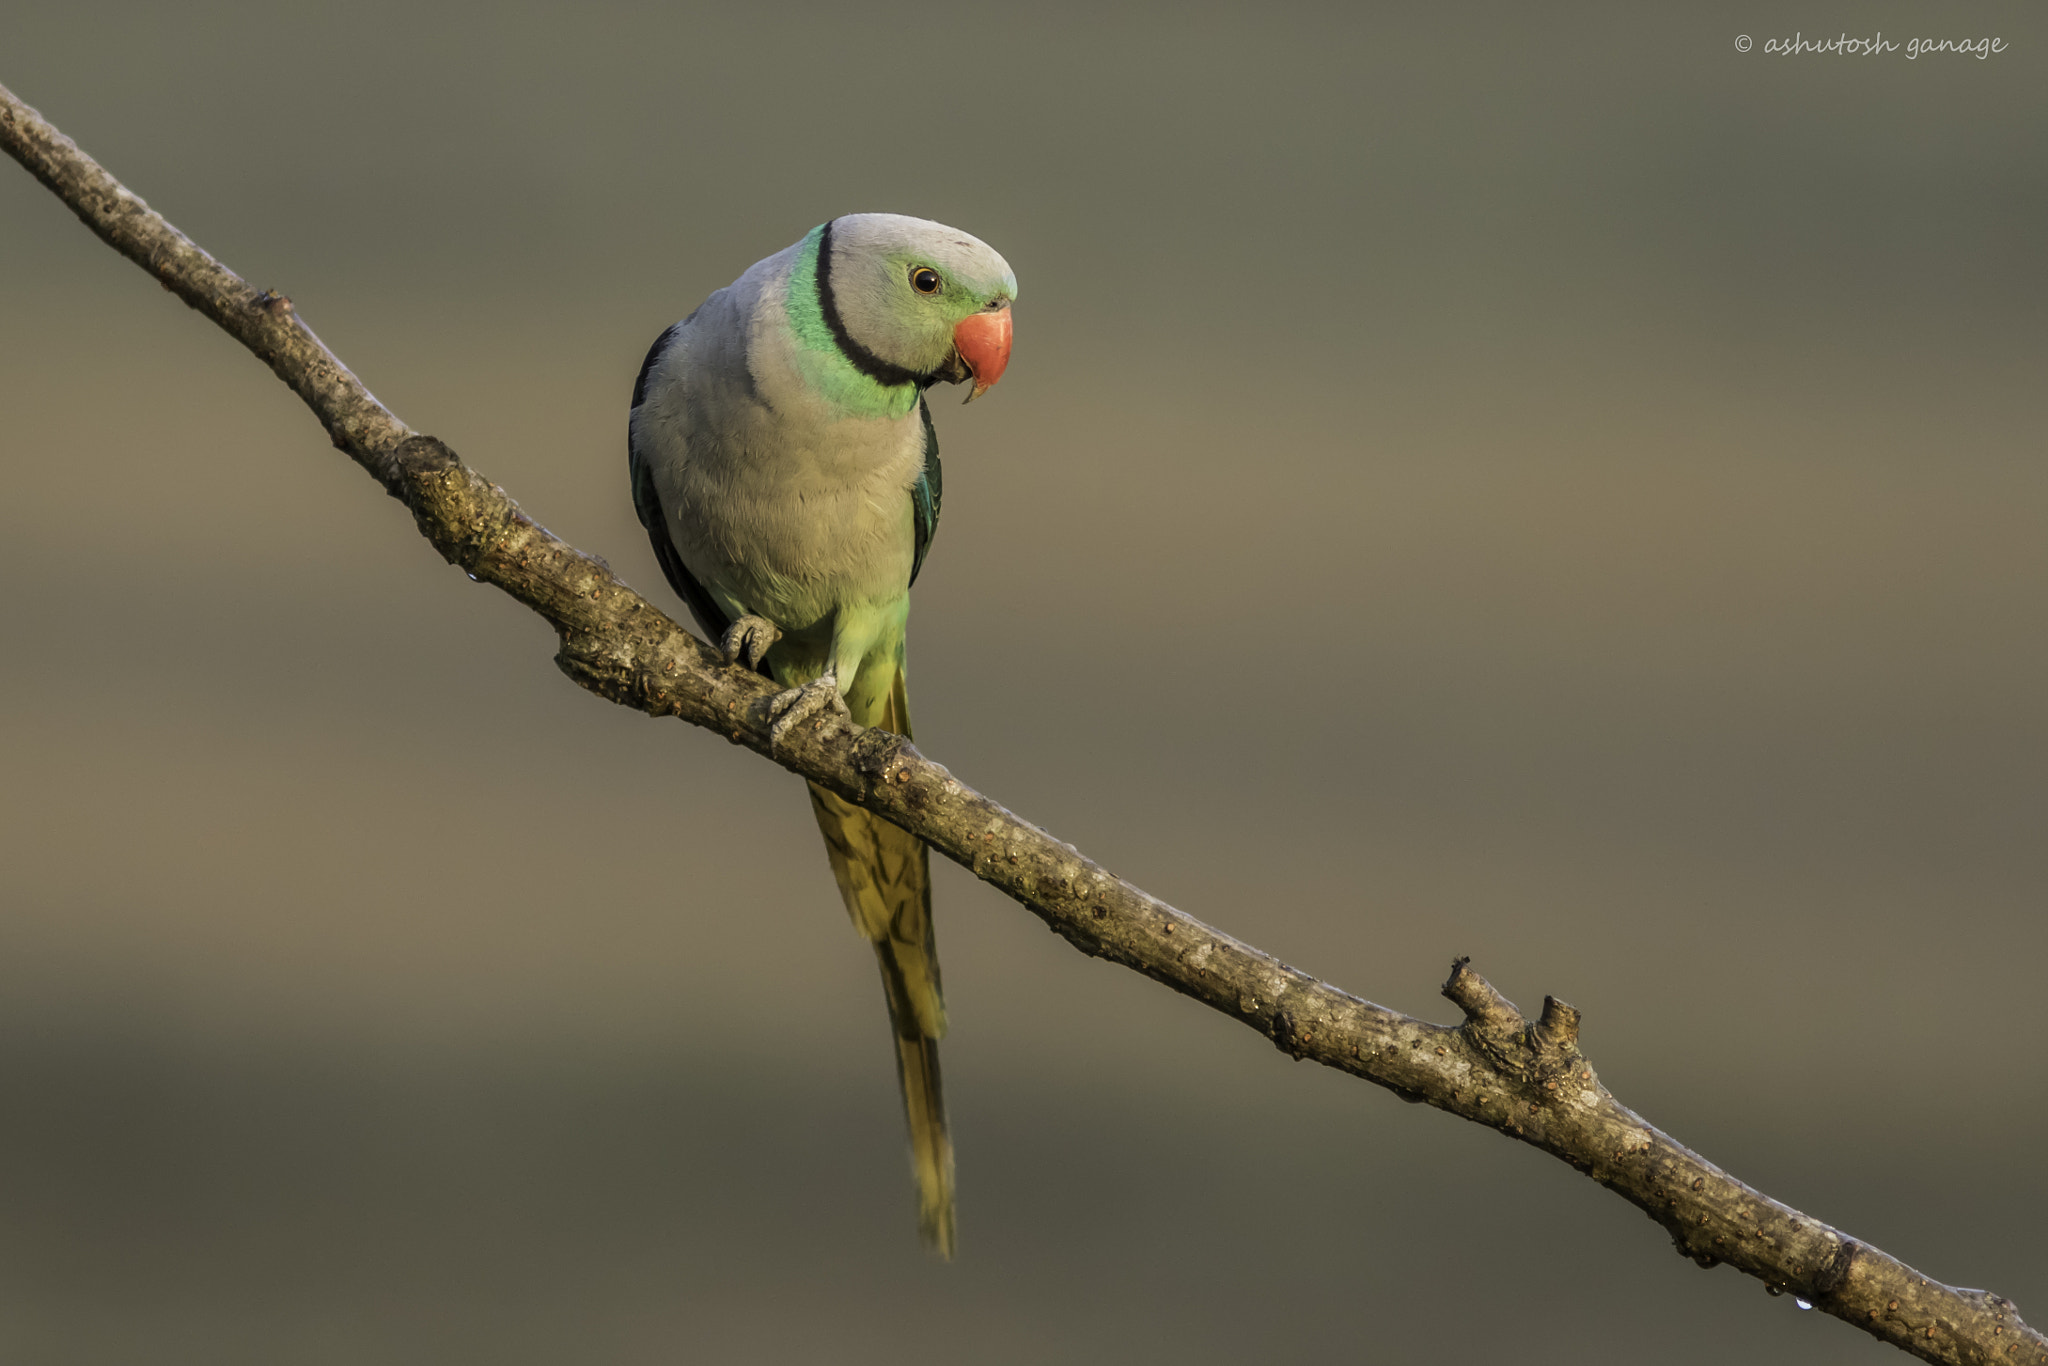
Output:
[{"xmin": 4, "ymin": 82, "xmax": 2040, "ymax": 1366}]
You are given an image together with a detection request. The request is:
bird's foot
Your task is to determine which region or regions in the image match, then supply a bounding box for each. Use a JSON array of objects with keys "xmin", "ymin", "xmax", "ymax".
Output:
[
  {"xmin": 767, "ymin": 667, "xmax": 851, "ymax": 749},
  {"xmin": 719, "ymin": 615, "xmax": 781, "ymax": 670}
]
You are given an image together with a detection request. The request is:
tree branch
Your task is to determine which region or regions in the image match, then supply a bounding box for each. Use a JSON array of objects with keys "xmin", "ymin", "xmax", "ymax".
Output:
[{"xmin": 4, "ymin": 82, "xmax": 2037, "ymax": 1366}]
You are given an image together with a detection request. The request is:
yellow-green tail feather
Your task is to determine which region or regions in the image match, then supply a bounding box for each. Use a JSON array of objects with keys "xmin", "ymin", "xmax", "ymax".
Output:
[{"xmin": 805, "ymin": 665, "xmax": 953, "ymax": 1257}]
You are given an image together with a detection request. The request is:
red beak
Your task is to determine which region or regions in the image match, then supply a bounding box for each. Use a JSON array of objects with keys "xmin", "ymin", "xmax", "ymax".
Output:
[{"xmin": 951, "ymin": 306, "xmax": 1012, "ymax": 402}]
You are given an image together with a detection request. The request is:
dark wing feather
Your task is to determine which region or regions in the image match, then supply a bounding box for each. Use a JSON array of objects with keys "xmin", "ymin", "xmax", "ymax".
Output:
[
  {"xmin": 629, "ymin": 321, "xmax": 737, "ymax": 649},
  {"xmin": 910, "ymin": 395, "xmax": 942, "ymax": 588}
]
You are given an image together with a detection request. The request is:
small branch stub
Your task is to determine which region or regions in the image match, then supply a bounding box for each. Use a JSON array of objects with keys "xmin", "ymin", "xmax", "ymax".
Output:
[
  {"xmin": 1534, "ymin": 995, "xmax": 1581, "ymax": 1050},
  {"xmin": 1441, "ymin": 958, "xmax": 1582, "ymax": 1086}
]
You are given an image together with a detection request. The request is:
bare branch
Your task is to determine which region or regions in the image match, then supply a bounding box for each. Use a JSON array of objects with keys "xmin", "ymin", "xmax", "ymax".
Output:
[{"xmin": 4, "ymin": 82, "xmax": 2038, "ymax": 1366}]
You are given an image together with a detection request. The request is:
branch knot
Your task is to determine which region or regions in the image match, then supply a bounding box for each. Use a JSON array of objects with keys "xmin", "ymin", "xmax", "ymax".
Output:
[
  {"xmin": 1441, "ymin": 958, "xmax": 1583, "ymax": 1085},
  {"xmin": 386, "ymin": 434, "xmax": 517, "ymax": 577}
]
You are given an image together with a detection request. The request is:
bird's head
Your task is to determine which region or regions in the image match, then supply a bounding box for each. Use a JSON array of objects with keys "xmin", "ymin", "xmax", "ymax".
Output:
[{"xmin": 818, "ymin": 213, "xmax": 1016, "ymax": 402}]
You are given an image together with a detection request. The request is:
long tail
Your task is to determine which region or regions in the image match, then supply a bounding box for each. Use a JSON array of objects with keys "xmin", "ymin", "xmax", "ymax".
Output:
[{"xmin": 805, "ymin": 666, "xmax": 953, "ymax": 1257}]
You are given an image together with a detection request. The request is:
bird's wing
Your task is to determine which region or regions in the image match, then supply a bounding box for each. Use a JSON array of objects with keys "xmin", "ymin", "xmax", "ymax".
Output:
[
  {"xmin": 629, "ymin": 318, "xmax": 741, "ymax": 651},
  {"xmin": 909, "ymin": 395, "xmax": 942, "ymax": 588}
]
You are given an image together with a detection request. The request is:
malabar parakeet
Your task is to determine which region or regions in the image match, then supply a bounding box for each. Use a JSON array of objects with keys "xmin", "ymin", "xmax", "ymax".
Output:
[{"xmin": 627, "ymin": 214, "xmax": 1017, "ymax": 1257}]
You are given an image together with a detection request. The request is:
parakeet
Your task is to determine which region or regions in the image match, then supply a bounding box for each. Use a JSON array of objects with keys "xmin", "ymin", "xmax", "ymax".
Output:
[{"xmin": 627, "ymin": 214, "xmax": 1016, "ymax": 1258}]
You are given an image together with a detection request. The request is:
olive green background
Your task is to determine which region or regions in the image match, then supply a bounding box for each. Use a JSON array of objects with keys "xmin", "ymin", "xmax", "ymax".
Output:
[{"xmin": 1, "ymin": 3, "xmax": 2042, "ymax": 1362}]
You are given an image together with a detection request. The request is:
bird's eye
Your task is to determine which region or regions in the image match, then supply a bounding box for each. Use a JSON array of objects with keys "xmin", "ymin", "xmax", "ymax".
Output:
[{"xmin": 910, "ymin": 266, "xmax": 943, "ymax": 295}]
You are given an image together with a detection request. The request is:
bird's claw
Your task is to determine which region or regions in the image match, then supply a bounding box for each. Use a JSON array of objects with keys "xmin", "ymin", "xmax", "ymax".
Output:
[
  {"xmin": 720, "ymin": 615, "xmax": 781, "ymax": 670},
  {"xmin": 767, "ymin": 668, "xmax": 850, "ymax": 749}
]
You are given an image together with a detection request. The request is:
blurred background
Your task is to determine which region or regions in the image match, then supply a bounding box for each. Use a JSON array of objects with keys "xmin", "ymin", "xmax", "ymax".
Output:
[{"xmin": 2, "ymin": 2, "xmax": 2043, "ymax": 1361}]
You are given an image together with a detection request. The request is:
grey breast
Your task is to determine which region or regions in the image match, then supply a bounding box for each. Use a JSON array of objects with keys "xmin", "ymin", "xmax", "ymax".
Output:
[{"xmin": 635, "ymin": 250, "xmax": 924, "ymax": 637}]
